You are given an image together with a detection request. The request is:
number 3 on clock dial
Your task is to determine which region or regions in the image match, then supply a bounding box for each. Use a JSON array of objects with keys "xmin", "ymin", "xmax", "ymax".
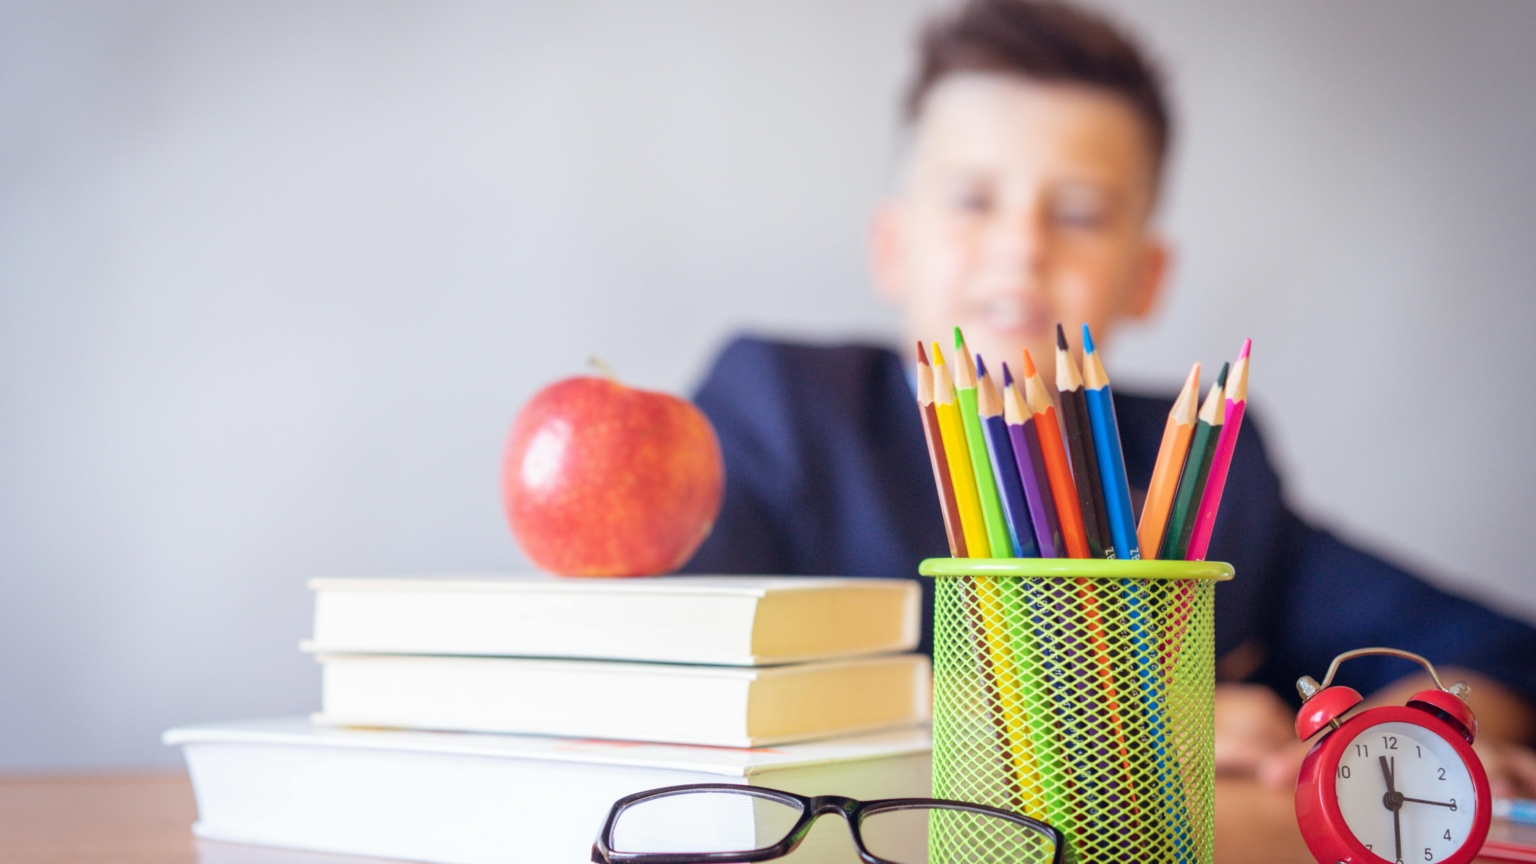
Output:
[{"xmin": 1334, "ymin": 721, "xmax": 1476, "ymax": 863}]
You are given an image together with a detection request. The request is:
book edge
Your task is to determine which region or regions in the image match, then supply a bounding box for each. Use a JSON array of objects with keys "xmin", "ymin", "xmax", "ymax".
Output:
[
  {"xmin": 164, "ymin": 718, "xmax": 933, "ymax": 775},
  {"xmin": 306, "ymin": 575, "xmax": 914, "ymax": 597}
]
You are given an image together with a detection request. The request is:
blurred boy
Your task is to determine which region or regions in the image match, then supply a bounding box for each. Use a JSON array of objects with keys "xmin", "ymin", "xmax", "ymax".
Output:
[{"xmin": 682, "ymin": 0, "xmax": 1536, "ymax": 794}]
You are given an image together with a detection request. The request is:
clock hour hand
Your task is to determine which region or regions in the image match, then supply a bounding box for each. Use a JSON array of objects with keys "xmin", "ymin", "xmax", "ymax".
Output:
[{"xmin": 1380, "ymin": 755, "xmax": 1396, "ymax": 795}]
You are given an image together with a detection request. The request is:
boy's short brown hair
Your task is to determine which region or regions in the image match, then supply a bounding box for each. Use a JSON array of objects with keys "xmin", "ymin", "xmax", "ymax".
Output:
[{"xmin": 908, "ymin": 0, "xmax": 1171, "ymax": 184}]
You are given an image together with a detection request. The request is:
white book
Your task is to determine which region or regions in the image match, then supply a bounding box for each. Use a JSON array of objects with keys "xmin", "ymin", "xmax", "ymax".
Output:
[
  {"xmin": 313, "ymin": 652, "xmax": 932, "ymax": 747},
  {"xmin": 304, "ymin": 574, "xmax": 920, "ymax": 666},
  {"xmin": 166, "ymin": 717, "xmax": 933, "ymax": 864}
]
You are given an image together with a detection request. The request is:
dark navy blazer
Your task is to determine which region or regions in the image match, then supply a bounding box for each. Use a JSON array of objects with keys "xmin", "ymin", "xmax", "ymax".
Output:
[{"xmin": 680, "ymin": 336, "xmax": 1536, "ymax": 706}]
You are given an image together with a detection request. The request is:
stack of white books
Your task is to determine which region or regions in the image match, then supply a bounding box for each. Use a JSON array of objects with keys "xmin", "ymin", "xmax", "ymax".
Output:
[{"xmin": 166, "ymin": 575, "xmax": 934, "ymax": 864}]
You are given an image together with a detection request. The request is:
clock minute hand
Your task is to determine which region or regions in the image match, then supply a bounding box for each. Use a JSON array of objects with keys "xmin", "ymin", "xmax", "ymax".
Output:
[
  {"xmin": 1401, "ymin": 797, "xmax": 1456, "ymax": 808},
  {"xmin": 1380, "ymin": 755, "xmax": 1401, "ymax": 863}
]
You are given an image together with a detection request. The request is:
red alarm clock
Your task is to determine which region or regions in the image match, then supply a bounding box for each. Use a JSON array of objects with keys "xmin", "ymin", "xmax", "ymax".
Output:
[{"xmin": 1294, "ymin": 647, "xmax": 1491, "ymax": 864}]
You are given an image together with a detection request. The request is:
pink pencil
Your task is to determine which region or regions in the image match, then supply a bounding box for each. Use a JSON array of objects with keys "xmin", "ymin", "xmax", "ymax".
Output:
[{"xmin": 1185, "ymin": 339, "xmax": 1250, "ymax": 561}]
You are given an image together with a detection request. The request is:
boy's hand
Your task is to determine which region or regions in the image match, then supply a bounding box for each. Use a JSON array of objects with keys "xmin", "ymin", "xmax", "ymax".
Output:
[
  {"xmin": 1214, "ymin": 683, "xmax": 1295, "ymax": 775},
  {"xmin": 1471, "ymin": 737, "xmax": 1536, "ymax": 799}
]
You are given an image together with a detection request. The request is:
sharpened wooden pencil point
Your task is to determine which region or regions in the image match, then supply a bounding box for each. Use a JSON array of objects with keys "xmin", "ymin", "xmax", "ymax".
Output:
[
  {"xmin": 1162, "ymin": 362, "xmax": 1227, "ymax": 560},
  {"xmin": 1138, "ymin": 362, "xmax": 1201, "ymax": 559},
  {"xmin": 1056, "ymin": 331, "xmax": 1111, "ymax": 559},
  {"xmin": 933, "ymin": 344, "xmax": 990, "ymax": 558},
  {"xmin": 917, "ymin": 341, "xmax": 965, "ymax": 557},
  {"xmin": 953, "ymin": 333, "xmax": 1012, "ymax": 558},
  {"xmin": 1186, "ymin": 341, "xmax": 1251, "ymax": 561}
]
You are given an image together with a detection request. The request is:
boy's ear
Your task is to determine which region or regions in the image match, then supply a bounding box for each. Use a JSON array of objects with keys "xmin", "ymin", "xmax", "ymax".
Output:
[
  {"xmin": 1127, "ymin": 235, "xmax": 1171, "ymax": 320},
  {"xmin": 868, "ymin": 200, "xmax": 907, "ymax": 304}
]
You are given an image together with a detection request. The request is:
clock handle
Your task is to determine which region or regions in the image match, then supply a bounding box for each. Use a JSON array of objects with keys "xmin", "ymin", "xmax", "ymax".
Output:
[
  {"xmin": 1294, "ymin": 647, "xmax": 1475, "ymax": 742},
  {"xmin": 1311, "ymin": 647, "xmax": 1458, "ymax": 692}
]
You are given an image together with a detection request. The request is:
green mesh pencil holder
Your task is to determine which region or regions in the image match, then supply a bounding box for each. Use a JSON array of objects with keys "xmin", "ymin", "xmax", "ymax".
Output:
[{"xmin": 919, "ymin": 557, "xmax": 1234, "ymax": 864}]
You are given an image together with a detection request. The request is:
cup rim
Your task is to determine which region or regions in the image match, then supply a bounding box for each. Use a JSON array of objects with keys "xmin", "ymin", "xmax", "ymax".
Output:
[{"xmin": 918, "ymin": 557, "xmax": 1234, "ymax": 581}]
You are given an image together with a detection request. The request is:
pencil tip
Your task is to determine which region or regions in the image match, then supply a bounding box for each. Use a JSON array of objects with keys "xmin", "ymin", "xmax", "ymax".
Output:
[
  {"xmin": 916, "ymin": 341, "xmax": 928, "ymax": 365},
  {"xmin": 1021, "ymin": 348, "xmax": 1037, "ymax": 378},
  {"xmin": 1238, "ymin": 338, "xmax": 1252, "ymax": 360},
  {"xmin": 1081, "ymin": 324, "xmax": 1096, "ymax": 354},
  {"xmin": 975, "ymin": 354, "xmax": 988, "ymax": 378},
  {"xmin": 931, "ymin": 342, "xmax": 946, "ymax": 366},
  {"xmin": 953, "ymin": 326, "xmax": 965, "ymax": 350},
  {"xmin": 1001, "ymin": 362, "xmax": 1014, "ymax": 387},
  {"xmin": 1055, "ymin": 323, "xmax": 1068, "ymax": 351},
  {"xmin": 1216, "ymin": 361, "xmax": 1230, "ymax": 387}
]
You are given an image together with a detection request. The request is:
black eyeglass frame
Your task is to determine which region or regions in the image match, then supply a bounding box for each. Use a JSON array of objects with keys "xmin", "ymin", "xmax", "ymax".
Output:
[{"xmin": 591, "ymin": 782, "xmax": 1064, "ymax": 864}]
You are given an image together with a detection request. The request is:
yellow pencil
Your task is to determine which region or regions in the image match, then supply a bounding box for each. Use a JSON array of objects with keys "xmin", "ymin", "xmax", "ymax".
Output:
[
  {"xmin": 934, "ymin": 343, "xmax": 1039, "ymax": 809},
  {"xmin": 932, "ymin": 343, "xmax": 991, "ymax": 558}
]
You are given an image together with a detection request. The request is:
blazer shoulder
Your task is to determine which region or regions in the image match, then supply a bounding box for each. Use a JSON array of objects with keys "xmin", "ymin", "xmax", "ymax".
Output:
[
  {"xmin": 695, "ymin": 336, "xmax": 903, "ymax": 421},
  {"xmin": 700, "ymin": 336, "xmax": 900, "ymax": 391}
]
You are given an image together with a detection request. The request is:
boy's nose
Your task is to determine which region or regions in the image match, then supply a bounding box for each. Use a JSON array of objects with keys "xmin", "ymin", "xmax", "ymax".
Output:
[{"xmin": 986, "ymin": 206, "xmax": 1049, "ymax": 272}]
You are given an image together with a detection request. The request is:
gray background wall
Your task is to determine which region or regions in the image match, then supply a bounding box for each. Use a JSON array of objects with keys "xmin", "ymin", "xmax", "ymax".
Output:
[{"xmin": 3, "ymin": 0, "xmax": 1534, "ymax": 771}]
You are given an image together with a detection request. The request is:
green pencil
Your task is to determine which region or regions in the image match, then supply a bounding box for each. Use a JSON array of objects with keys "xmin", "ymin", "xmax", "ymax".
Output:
[
  {"xmin": 1160, "ymin": 362, "xmax": 1228, "ymax": 560},
  {"xmin": 954, "ymin": 328, "xmax": 1015, "ymax": 558}
]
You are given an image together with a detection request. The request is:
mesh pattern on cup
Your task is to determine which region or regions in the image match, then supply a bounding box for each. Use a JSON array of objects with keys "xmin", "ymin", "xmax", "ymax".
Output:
[{"xmin": 931, "ymin": 574, "xmax": 1216, "ymax": 864}]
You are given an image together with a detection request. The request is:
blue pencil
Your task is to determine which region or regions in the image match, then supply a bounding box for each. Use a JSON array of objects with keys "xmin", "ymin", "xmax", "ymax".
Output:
[
  {"xmin": 975, "ymin": 356, "xmax": 1039, "ymax": 557},
  {"xmin": 1080, "ymin": 325, "xmax": 1188, "ymax": 858},
  {"xmin": 1495, "ymin": 797, "xmax": 1536, "ymax": 825},
  {"xmin": 1080, "ymin": 325, "xmax": 1139, "ymax": 561}
]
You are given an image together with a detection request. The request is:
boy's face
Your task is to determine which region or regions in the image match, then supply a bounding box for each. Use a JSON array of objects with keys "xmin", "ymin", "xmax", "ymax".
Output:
[{"xmin": 871, "ymin": 73, "xmax": 1168, "ymax": 384}]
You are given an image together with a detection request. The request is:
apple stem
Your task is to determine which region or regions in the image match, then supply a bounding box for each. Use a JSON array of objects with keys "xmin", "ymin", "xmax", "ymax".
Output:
[{"xmin": 588, "ymin": 356, "xmax": 619, "ymax": 382}]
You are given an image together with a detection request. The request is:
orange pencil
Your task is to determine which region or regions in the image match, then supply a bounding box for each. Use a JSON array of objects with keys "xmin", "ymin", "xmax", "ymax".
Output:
[
  {"xmin": 1019, "ymin": 349, "xmax": 1090, "ymax": 559},
  {"xmin": 916, "ymin": 342, "xmax": 966, "ymax": 557},
  {"xmin": 1136, "ymin": 363, "xmax": 1201, "ymax": 559}
]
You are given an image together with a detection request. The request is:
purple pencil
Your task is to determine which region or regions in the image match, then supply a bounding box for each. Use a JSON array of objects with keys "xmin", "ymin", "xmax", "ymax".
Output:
[{"xmin": 1002, "ymin": 363, "xmax": 1063, "ymax": 558}]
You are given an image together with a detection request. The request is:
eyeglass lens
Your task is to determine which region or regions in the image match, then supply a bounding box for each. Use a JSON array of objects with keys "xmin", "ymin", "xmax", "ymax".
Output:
[
  {"xmin": 610, "ymin": 790, "xmax": 1055, "ymax": 863},
  {"xmin": 610, "ymin": 789, "xmax": 804, "ymax": 854},
  {"xmin": 861, "ymin": 806, "xmax": 1056, "ymax": 863}
]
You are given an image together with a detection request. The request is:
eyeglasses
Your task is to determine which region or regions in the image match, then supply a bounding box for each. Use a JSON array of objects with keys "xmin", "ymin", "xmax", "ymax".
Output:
[{"xmin": 591, "ymin": 783, "xmax": 1062, "ymax": 864}]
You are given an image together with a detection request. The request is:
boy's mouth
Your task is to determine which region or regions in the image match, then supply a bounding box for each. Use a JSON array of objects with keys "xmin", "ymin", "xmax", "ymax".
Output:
[{"xmin": 970, "ymin": 296, "xmax": 1052, "ymax": 340}]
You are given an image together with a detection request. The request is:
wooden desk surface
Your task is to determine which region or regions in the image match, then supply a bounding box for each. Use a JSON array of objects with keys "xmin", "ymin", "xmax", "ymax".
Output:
[{"xmin": 0, "ymin": 772, "xmax": 1522, "ymax": 864}]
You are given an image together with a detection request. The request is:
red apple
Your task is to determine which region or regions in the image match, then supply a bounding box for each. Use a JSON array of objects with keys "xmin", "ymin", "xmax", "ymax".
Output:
[{"xmin": 503, "ymin": 375, "xmax": 724, "ymax": 577}]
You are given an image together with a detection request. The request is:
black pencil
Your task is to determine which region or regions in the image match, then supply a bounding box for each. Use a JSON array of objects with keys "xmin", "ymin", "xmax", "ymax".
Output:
[{"xmin": 1055, "ymin": 323, "xmax": 1113, "ymax": 559}]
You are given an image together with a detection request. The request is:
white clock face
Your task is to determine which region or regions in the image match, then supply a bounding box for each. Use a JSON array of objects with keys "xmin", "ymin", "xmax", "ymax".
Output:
[{"xmin": 1334, "ymin": 721, "xmax": 1476, "ymax": 863}]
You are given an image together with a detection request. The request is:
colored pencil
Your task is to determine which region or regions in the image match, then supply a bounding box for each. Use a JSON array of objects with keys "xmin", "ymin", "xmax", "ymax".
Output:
[
  {"xmin": 959, "ymin": 576, "xmax": 1028, "ymax": 812},
  {"xmin": 1055, "ymin": 324, "xmax": 1113, "ymax": 559},
  {"xmin": 932, "ymin": 344, "xmax": 992, "ymax": 558},
  {"xmin": 1161, "ymin": 362, "xmax": 1227, "ymax": 560},
  {"xmin": 953, "ymin": 328, "xmax": 1014, "ymax": 559},
  {"xmin": 962, "ymin": 350, "xmax": 1044, "ymax": 810},
  {"xmin": 1020, "ymin": 348, "xmax": 1090, "ymax": 559},
  {"xmin": 1136, "ymin": 362, "xmax": 1202, "ymax": 559},
  {"xmin": 1002, "ymin": 364, "xmax": 1062, "ymax": 558},
  {"xmin": 1081, "ymin": 326, "xmax": 1186, "ymax": 853},
  {"xmin": 983, "ymin": 361, "xmax": 1065, "ymax": 827},
  {"xmin": 1186, "ymin": 339, "xmax": 1251, "ymax": 561},
  {"xmin": 916, "ymin": 342, "xmax": 966, "ymax": 557},
  {"xmin": 977, "ymin": 357, "xmax": 1039, "ymax": 558},
  {"xmin": 1080, "ymin": 325, "xmax": 1139, "ymax": 560},
  {"xmin": 937, "ymin": 349, "xmax": 1037, "ymax": 809},
  {"xmin": 973, "ymin": 573, "xmax": 1045, "ymax": 808}
]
